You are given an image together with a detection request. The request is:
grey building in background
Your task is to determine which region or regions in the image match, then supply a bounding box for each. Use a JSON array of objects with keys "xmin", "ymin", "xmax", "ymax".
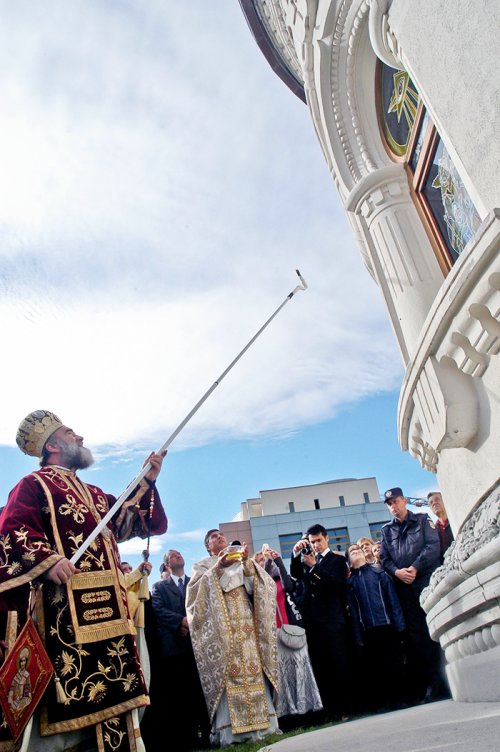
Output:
[{"xmin": 220, "ymin": 477, "xmax": 390, "ymax": 566}]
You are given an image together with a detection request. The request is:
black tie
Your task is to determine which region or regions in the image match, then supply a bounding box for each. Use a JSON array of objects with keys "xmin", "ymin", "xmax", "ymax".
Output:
[{"xmin": 177, "ymin": 577, "xmax": 185, "ymax": 596}]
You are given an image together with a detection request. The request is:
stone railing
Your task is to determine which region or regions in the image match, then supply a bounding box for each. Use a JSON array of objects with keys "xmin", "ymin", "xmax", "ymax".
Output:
[{"xmin": 420, "ymin": 488, "xmax": 500, "ymax": 700}]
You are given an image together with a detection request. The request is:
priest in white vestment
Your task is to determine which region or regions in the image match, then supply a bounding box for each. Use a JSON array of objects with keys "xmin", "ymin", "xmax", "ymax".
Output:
[{"xmin": 186, "ymin": 529, "xmax": 279, "ymax": 747}]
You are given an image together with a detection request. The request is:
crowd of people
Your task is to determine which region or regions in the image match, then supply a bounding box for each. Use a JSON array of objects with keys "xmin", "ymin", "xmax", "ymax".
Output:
[
  {"xmin": 142, "ymin": 486, "xmax": 453, "ymax": 750},
  {"xmin": 0, "ymin": 410, "xmax": 454, "ymax": 752}
]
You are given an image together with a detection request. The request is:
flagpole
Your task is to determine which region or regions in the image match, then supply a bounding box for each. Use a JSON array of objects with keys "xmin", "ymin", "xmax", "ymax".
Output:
[{"xmin": 70, "ymin": 270, "xmax": 308, "ymax": 564}]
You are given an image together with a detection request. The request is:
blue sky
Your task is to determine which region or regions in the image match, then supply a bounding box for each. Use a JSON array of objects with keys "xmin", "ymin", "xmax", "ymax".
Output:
[{"xmin": 0, "ymin": 1, "xmax": 436, "ymax": 579}]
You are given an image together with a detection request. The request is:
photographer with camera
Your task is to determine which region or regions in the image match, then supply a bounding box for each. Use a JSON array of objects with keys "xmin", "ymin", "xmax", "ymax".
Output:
[{"xmin": 290, "ymin": 525, "xmax": 351, "ymax": 722}]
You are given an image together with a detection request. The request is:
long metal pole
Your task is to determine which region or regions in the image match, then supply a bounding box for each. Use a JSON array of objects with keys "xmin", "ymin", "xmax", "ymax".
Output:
[{"xmin": 71, "ymin": 270, "xmax": 308, "ymax": 564}]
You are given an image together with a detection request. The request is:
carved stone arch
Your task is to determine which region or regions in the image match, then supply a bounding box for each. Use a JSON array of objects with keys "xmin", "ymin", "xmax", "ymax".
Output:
[{"xmin": 312, "ymin": 0, "xmax": 394, "ymax": 200}]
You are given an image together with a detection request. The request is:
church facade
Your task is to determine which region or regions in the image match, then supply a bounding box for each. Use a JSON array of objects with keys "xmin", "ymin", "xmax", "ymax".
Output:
[{"xmin": 238, "ymin": 0, "xmax": 500, "ymax": 701}]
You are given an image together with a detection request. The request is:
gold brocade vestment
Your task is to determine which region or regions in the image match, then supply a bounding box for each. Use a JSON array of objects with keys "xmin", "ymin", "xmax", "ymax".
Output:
[{"xmin": 186, "ymin": 557, "xmax": 278, "ymax": 735}]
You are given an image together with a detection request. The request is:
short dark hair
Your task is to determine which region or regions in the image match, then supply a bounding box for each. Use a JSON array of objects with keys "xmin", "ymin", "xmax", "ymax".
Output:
[
  {"xmin": 204, "ymin": 528, "xmax": 220, "ymax": 550},
  {"xmin": 427, "ymin": 491, "xmax": 441, "ymax": 499},
  {"xmin": 306, "ymin": 524, "xmax": 327, "ymax": 537},
  {"xmin": 163, "ymin": 550, "xmax": 174, "ymax": 566}
]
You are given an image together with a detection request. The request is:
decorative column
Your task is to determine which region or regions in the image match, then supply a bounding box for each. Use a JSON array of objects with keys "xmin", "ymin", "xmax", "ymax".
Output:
[{"xmin": 346, "ymin": 163, "xmax": 443, "ymax": 362}]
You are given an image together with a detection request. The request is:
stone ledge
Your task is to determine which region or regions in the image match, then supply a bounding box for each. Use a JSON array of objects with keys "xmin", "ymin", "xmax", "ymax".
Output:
[
  {"xmin": 447, "ymin": 645, "xmax": 500, "ymax": 702},
  {"xmin": 421, "ymin": 489, "xmax": 500, "ymax": 612},
  {"xmin": 398, "ymin": 209, "xmax": 500, "ymax": 472}
]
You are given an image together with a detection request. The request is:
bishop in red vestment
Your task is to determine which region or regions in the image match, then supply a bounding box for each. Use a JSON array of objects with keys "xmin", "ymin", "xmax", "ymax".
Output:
[{"xmin": 0, "ymin": 411, "xmax": 167, "ymax": 752}]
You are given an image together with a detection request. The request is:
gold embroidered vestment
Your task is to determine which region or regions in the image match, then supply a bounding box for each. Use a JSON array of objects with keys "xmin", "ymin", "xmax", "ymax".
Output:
[
  {"xmin": 186, "ymin": 557, "xmax": 278, "ymax": 734},
  {"xmin": 0, "ymin": 466, "xmax": 167, "ymax": 748}
]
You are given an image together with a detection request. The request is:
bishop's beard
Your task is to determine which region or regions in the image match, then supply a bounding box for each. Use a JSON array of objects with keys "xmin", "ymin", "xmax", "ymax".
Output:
[{"xmin": 57, "ymin": 441, "xmax": 94, "ymax": 470}]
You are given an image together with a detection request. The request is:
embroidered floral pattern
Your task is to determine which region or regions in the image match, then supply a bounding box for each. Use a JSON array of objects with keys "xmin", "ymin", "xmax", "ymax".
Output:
[
  {"xmin": 59, "ymin": 495, "xmax": 87, "ymax": 525},
  {"xmin": 0, "ymin": 527, "xmax": 54, "ymax": 577},
  {"xmin": 103, "ymin": 716, "xmax": 126, "ymax": 751},
  {"xmin": 50, "ymin": 594, "xmax": 138, "ymax": 707},
  {"xmin": 67, "ymin": 532, "xmax": 106, "ymax": 572},
  {"xmin": 94, "ymin": 493, "xmax": 109, "ymax": 515}
]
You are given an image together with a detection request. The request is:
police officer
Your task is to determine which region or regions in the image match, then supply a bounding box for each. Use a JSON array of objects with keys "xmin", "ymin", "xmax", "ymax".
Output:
[{"xmin": 380, "ymin": 487, "xmax": 448, "ymax": 703}]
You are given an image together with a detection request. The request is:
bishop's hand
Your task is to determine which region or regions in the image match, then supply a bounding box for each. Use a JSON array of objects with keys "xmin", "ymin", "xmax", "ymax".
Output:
[
  {"xmin": 143, "ymin": 450, "xmax": 167, "ymax": 482},
  {"xmin": 44, "ymin": 557, "xmax": 78, "ymax": 584}
]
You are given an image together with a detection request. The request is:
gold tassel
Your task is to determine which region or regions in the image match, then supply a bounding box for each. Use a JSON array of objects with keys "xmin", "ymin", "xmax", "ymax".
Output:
[
  {"xmin": 55, "ymin": 676, "xmax": 68, "ymax": 704},
  {"xmin": 74, "ymin": 621, "xmax": 133, "ymax": 644},
  {"xmin": 138, "ymin": 572, "xmax": 149, "ymax": 602}
]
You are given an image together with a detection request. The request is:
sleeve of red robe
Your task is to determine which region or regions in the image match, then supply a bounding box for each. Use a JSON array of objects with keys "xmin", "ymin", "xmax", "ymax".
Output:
[{"xmin": 0, "ymin": 474, "xmax": 167, "ymax": 599}]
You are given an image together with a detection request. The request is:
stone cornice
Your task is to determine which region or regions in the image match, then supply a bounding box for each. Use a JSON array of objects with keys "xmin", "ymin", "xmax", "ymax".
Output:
[
  {"xmin": 398, "ymin": 210, "xmax": 500, "ymax": 453},
  {"xmin": 238, "ymin": 0, "xmax": 306, "ymax": 102},
  {"xmin": 346, "ymin": 0, "xmax": 378, "ymax": 175},
  {"xmin": 368, "ymin": 0, "xmax": 403, "ymax": 69},
  {"xmin": 328, "ymin": 0, "xmax": 380, "ymax": 186},
  {"xmin": 344, "ymin": 162, "xmax": 404, "ymax": 211}
]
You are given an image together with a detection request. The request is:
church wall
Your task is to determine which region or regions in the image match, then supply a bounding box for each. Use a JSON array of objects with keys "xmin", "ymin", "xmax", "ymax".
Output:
[
  {"xmin": 387, "ymin": 0, "xmax": 499, "ymax": 213},
  {"xmin": 238, "ymin": 0, "xmax": 500, "ymax": 701}
]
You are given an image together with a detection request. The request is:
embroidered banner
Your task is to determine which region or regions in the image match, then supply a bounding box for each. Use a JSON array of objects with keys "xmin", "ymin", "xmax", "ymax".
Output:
[{"xmin": 0, "ymin": 618, "xmax": 53, "ymax": 741}]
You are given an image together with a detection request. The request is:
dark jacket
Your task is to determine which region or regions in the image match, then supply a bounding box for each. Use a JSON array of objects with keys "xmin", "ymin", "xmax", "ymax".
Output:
[
  {"xmin": 290, "ymin": 549, "xmax": 348, "ymax": 628},
  {"xmin": 347, "ymin": 564, "xmax": 406, "ymax": 645},
  {"xmin": 380, "ymin": 510, "xmax": 440, "ymax": 587},
  {"xmin": 151, "ymin": 575, "xmax": 191, "ymax": 657}
]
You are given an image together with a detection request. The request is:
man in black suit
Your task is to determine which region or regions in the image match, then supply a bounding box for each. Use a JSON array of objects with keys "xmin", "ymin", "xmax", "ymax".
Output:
[
  {"xmin": 290, "ymin": 524, "xmax": 350, "ymax": 721},
  {"xmin": 150, "ymin": 550, "xmax": 209, "ymax": 750}
]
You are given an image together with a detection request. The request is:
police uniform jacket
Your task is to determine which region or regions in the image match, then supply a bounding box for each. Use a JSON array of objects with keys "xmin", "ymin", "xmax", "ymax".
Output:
[{"xmin": 380, "ymin": 510, "xmax": 440, "ymax": 587}]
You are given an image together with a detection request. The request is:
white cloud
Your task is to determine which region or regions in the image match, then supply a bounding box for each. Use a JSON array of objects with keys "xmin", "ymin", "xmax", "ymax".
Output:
[
  {"xmin": 117, "ymin": 528, "xmax": 205, "ymax": 561},
  {"xmin": 0, "ymin": 1, "xmax": 401, "ymax": 453},
  {"xmin": 117, "ymin": 536, "xmax": 164, "ymax": 557},
  {"xmin": 170, "ymin": 529, "xmax": 206, "ymax": 542}
]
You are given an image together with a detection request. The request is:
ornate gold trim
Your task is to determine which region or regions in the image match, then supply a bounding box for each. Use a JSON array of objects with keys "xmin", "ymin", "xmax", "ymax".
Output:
[
  {"xmin": 67, "ymin": 570, "xmax": 132, "ymax": 645},
  {"xmin": 5, "ymin": 612, "xmax": 18, "ymax": 654},
  {"xmin": 0, "ymin": 555, "xmax": 61, "ymax": 594},
  {"xmin": 32, "ymin": 472, "xmax": 68, "ymax": 557},
  {"xmin": 34, "ymin": 471, "xmax": 134, "ymax": 645},
  {"xmin": 39, "ymin": 695, "xmax": 149, "ymax": 736},
  {"xmin": 0, "ymin": 741, "xmax": 17, "ymax": 752}
]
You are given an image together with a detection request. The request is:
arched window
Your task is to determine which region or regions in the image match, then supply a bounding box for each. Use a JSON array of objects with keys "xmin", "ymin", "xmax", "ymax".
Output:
[{"xmin": 377, "ymin": 62, "xmax": 481, "ymax": 273}]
